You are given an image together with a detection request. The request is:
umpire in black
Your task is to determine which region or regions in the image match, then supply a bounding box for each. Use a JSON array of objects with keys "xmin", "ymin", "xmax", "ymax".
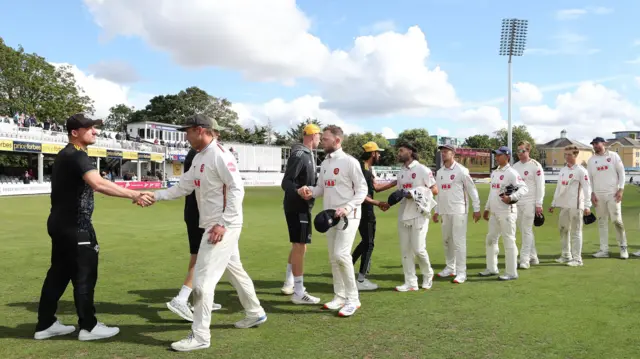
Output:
[
  {"xmin": 34, "ymin": 114, "xmax": 151, "ymax": 341},
  {"xmin": 280, "ymin": 123, "xmax": 322, "ymax": 305},
  {"xmin": 351, "ymin": 141, "xmax": 397, "ymax": 290}
]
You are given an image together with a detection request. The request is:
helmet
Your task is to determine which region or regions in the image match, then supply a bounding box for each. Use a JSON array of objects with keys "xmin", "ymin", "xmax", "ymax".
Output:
[
  {"xmin": 583, "ymin": 212, "xmax": 597, "ymax": 225},
  {"xmin": 499, "ymin": 184, "xmax": 519, "ymax": 204},
  {"xmin": 533, "ymin": 213, "xmax": 545, "ymax": 227}
]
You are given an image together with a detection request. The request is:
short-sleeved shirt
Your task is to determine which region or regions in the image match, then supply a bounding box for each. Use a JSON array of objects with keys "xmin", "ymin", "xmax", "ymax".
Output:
[
  {"xmin": 49, "ymin": 143, "xmax": 97, "ymax": 229},
  {"xmin": 360, "ymin": 162, "xmax": 376, "ymax": 219},
  {"xmin": 184, "ymin": 148, "xmax": 200, "ymax": 223}
]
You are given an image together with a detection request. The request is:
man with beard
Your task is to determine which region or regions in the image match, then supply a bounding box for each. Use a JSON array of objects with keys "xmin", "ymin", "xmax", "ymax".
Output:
[
  {"xmin": 432, "ymin": 144, "xmax": 481, "ymax": 284},
  {"xmin": 351, "ymin": 141, "xmax": 396, "ymax": 291},
  {"xmin": 298, "ymin": 125, "xmax": 367, "ymax": 317},
  {"xmin": 394, "ymin": 143, "xmax": 438, "ymax": 291},
  {"xmin": 587, "ymin": 137, "xmax": 630, "ymax": 259}
]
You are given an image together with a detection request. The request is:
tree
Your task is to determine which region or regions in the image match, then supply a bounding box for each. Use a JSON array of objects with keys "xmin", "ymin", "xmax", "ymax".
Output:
[
  {"xmin": 0, "ymin": 37, "xmax": 94, "ymax": 122},
  {"xmin": 463, "ymin": 134, "xmax": 498, "ymax": 149},
  {"xmin": 493, "ymin": 125, "xmax": 540, "ymax": 160},
  {"xmin": 284, "ymin": 118, "xmax": 323, "ymax": 145},
  {"xmin": 395, "ymin": 128, "xmax": 437, "ymax": 165},
  {"xmin": 104, "ymin": 104, "xmax": 134, "ymax": 133},
  {"xmin": 342, "ymin": 132, "xmax": 394, "ymax": 166},
  {"xmin": 264, "ymin": 118, "xmax": 275, "ymax": 145}
]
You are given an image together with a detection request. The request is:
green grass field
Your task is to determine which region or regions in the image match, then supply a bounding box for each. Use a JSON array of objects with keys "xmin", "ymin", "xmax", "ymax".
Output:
[{"xmin": 1, "ymin": 184, "xmax": 640, "ymax": 359}]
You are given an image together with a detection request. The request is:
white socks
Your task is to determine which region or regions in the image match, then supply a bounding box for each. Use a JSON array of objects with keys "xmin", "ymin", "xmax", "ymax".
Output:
[
  {"xmin": 294, "ymin": 276, "xmax": 304, "ymax": 296},
  {"xmin": 177, "ymin": 285, "xmax": 192, "ymax": 303},
  {"xmin": 285, "ymin": 263, "xmax": 294, "ymax": 286}
]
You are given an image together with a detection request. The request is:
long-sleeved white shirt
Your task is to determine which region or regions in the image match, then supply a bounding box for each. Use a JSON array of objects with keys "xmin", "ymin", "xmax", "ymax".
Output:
[
  {"xmin": 311, "ymin": 148, "xmax": 367, "ymax": 219},
  {"xmin": 154, "ymin": 139, "xmax": 244, "ymax": 228},
  {"xmin": 485, "ymin": 164, "xmax": 529, "ymax": 214},
  {"xmin": 587, "ymin": 151, "xmax": 625, "ymax": 194},
  {"xmin": 512, "ymin": 159, "xmax": 545, "ymax": 207},
  {"xmin": 396, "ymin": 160, "xmax": 437, "ymax": 220},
  {"xmin": 434, "ymin": 161, "xmax": 481, "ymax": 214},
  {"xmin": 551, "ymin": 163, "xmax": 592, "ymax": 210}
]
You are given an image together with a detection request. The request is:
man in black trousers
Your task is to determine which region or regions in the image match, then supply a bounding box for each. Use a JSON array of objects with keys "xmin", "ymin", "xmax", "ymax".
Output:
[{"xmin": 34, "ymin": 114, "xmax": 152, "ymax": 341}]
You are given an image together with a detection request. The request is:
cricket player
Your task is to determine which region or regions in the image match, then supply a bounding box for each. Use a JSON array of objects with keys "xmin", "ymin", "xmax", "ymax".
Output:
[
  {"xmin": 432, "ymin": 144, "xmax": 481, "ymax": 284},
  {"xmin": 298, "ymin": 125, "xmax": 367, "ymax": 317},
  {"xmin": 280, "ymin": 123, "xmax": 321, "ymax": 304},
  {"xmin": 351, "ymin": 141, "xmax": 396, "ymax": 291},
  {"xmin": 143, "ymin": 114, "xmax": 267, "ymax": 352},
  {"xmin": 512, "ymin": 141, "xmax": 545, "ymax": 269},
  {"xmin": 394, "ymin": 142, "xmax": 438, "ymax": 291},
  {"xmin": 549, "ymin": 145, "xmax": 592, "ymax": 266},
  {"xmin": 481, "ymin": 146, "xmax": 528, "ymax": 281},
  {"xmin": 587, "ymin": 137, "xmax": 630, "ymax": 259}
]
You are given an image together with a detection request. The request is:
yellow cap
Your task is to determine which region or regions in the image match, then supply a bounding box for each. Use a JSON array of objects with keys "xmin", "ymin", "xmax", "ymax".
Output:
[
  {"xmin": 362, "ymin": 141, "xmax": 384, "ymax": 152},
  {"xmin": 303, "ymin": 124, "xmax": 321, "ymax": 135}
]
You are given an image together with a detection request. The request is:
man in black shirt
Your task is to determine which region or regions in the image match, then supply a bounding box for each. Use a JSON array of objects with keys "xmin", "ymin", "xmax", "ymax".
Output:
[
  {"xmin": 165, "ymin": 148, "xmax": 222, "ymax": 322},
  {"xmin": 351, "ymin": 142, "xmax": 396, "ymax": 290},
  {"xmin": 280, "ymin": 124, "xmax": 321, "ymax": 304},
  {"xmin": 34, "ymin": 114, "xmax": 152, "ymax": 341}
]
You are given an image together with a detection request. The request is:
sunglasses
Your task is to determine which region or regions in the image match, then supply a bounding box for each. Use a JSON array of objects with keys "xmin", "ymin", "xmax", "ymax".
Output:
[{"xmin": 517, "ymin": 149, "xmax": 527, "ymax": 153}]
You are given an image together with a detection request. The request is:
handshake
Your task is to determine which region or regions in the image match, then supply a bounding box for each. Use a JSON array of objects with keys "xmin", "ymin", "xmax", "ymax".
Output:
[
  {"xmin": 132, "ymin": 192, "xmax": 156, "ymax": 207},
  {"xmin": 297, "ymin": 186, "xmax": 313, "ymax": 200}
]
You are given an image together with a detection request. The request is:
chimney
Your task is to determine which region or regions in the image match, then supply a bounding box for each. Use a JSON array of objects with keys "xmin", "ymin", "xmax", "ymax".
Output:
[{"xmin": 560, "ymin": 129, "xmax": 567, "ymax": 139}]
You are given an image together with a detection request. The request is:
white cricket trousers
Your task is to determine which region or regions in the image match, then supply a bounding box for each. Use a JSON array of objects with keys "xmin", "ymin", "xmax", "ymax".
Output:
[
  {"xmin": 192, "ymin": 227, "xmax": 265, "ymax": 344},
  {"xmin": 485, "ymin": 212, "xmax": 518, "ymax": 276},
  {"xmin": 441, "ymin": 213, "xmax": 468, "ymax": 275},
  {"xmin": 558, "ymin": 208, "xmax": 583, "ymax": 261},
  {"xmin": 517, "ymin": 202, "xmax": 538, "ymax": 264},
  {"xmin": 326, "ymin": 217, "xmax": 360, "ymax": 303},
  {"xmin": 398, "ymin": 217, "xmax": 434, "ymax": 287},
  {"xmin": 594, "ymin": 193, "xmax": 627, "ymax": 251}
]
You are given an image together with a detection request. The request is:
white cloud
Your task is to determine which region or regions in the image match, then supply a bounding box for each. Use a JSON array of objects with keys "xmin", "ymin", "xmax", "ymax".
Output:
[
  {"xmin": 555, "ymin": 6, "xmax": 613, "ymax": 20},
  {"xmin": 87, "ymin": 60, "xmax": 140, "ymax": 84},
  {"xmin": 457, "ymin": 106, "xmax": 506, "ymax": 133},
  {"xmin": 84, "ymin": 0, "xmax": 460, "ymax": 117},
  {"xmin": 359, "ymin": 20, "xmax": 396, "ymax": 35},
  {"xmin": 512, "ymin": 82, "xmax": 543, "ymax": 104},
  {"xmin": 436, "ymin": 128, "xmax": 450, "ymax": 136},
  {"xmin": 381, "ymin": 127, "xmax": 398, "ymax": 139}
]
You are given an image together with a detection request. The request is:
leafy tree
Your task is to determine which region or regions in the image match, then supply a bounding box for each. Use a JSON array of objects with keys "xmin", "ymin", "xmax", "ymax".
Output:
[
  {"xmin": 493, "ymin": 125, "xmax": 540, "ymax": 160},
  {"xmin": 273, "ymin": 131, "xmax": 288, "ymax": 146},
  {"xmin": 104, "ymin": 104, "xmax": 134, "ymax": 133},
  {"xmin": 395, "ymin": 128, "xmax": 437, "ymax": 165},
  {"xmin": 463, "ymin": 134, "xmax": 498, "ymax": 149},
  {"xmin": 343, "ymin": 132, "xmax": 394, "ymax": 166},
  {"xmin": 284, "ymin": 118, "xmax": 323, "ymax": 145}
]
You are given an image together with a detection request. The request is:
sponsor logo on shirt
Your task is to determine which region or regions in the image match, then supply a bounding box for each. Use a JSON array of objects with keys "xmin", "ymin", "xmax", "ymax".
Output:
[
  {"xmin": 412, "ymin": 173, "xmax": 416, "ymax": 179},
  {"xmin": 450, "ymin": 174, "xmax": 455, "ymax": 180},
  {"xmin": 200, "ymin": 164, "xmax": 205, "ymax": 172},
  {"xmin": 334, "ymin": 168, "xmax": 339, "ymax": 175},
  {"xmin": 524, "ymin": 171, "xmax": 529, "ymax": 176}
]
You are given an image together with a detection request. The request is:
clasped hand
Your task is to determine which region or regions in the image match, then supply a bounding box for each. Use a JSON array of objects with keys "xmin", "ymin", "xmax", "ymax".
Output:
[
  {"xmin": 133, "ymin": 192, "xmax": 155, "ymax": 207},
  {"xmin": 297, "ymin": 186, "xmax": 313, "ymax": 200}
]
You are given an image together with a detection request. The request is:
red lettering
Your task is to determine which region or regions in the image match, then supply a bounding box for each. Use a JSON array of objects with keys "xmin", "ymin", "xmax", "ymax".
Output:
[
  {"xmin": 194, "ymin": 179, "xmax": 201, "ymax": 187},
  {"xmin": 324, "ymin": 179, "xmax": 336, "ymax": 187},
  {"xmin": 491, "ymin": 183, "xmax": 501, "ymax": 189},
  {"xmin": 402, "ymin": 183, "xmax": 413, "ymax": 189},
  {"xmin": 441, "ymin": 184, "xmax": 452, "ymax": 190}
]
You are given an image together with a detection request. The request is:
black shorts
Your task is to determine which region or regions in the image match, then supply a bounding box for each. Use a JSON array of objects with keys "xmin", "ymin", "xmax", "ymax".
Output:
[
  {"xmin": 285, "ymin": 211, "xmax": 312, "ymax": 244},
  {"xmin": 185, "ymin": 221, "xmax": 204, "ymax": 254}
]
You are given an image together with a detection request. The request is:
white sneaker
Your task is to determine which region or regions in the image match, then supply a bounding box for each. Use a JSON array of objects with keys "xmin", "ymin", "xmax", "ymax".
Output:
[
  {"xmin": 34, "ymin": 320, "xmax": 75, "ymax": 340},
  {"xmin": 498, "ymin": 274, "xmax": 518, "ymax": 281},
  {"xmin": 356, "ymin": 279, "xmax": 378, "ymax": 291},
  {"xmin": 170, "ymin": 332, "xmax": 210, "ymax": 352},
  {"xmin": 422, "ymin": 275, "xmax": 433, "ymax": 290},
  {"xmin": 620, "ymin": 247, "xmax": 629, "ymax": 259},
  {"xmin": 78, "ymin": 322, "xmax": 120, "ymax": 341},
  {"xmin": 437, "ymin": 268, "xmax": 456, "ymax": 278},
  {"xmin": 338, "ymin": 301, "xmax": 361, "ymax": 317},
  {"xmin": 519, "ymin": 262, "xmax": 530, "ymax": 269},
  {"xmin": 567, "ymin": 259, "xmax": 584, "ymax": 267},
  {"xmin": 555, "ymin": 257, "xmax": 572, "ymax": 263},
  {"xmin": 452, "ymin": 274, "xmax": 466, "ymax": 284},
  {"xmin": 322, "ymin": 296, "xmax": 346, "ymax": 310},
  {"xmin": 167, "ymin": 297, "xmax": 193, "ymax": 322},
  {"xmin": 280, "ymin": 284, "xmax": 294, "ymax": 295},
  {"xmin": 291, "ymin": 292, "xmax": 321, "ymax": 305},
  {"xmin": 234, "ymin": 315, "xmax": 267, "ymax": 329},
  {"xmin": 530, "ymin": 256, "xmax": 540, "ymax": 265},
  {"xmin": 394, "ymin": 283, "xmax": 419, "ymax": 292},
  {"xmin": 478, "ymin": 269, "xmax": 499, "ymax": 277},
  {"xmin": 592, "ymin": 250, "xmax": 609, "ymax": 258},
  {"xmin": 633, "ymin": 250, "xmax": 640, "ymax": 257}
]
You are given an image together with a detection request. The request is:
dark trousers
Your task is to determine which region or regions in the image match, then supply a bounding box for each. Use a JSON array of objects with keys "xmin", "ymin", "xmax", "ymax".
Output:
[
  {"xmin": 352, "ymin": 215, "xmax": 376, "ymax": 277},
  {"xmin": 36, "ymin": 225, "xmax": 99, "ymax": 332}
]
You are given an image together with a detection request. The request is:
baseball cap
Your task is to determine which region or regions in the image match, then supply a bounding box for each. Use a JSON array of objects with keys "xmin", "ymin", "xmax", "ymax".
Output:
[
  {"xmin": 583, "ymin": 212, "xmax": 597, "ymax": 225},
  {"xmin": 178, "ymin": 114, "xmax": 227, "ymax": 132},
  {"xmin": 313, "ymin": 209, "xmax": 348, "ymax": 233},
  {"xmin": 303, "ymin": 123, "xmax": 321, "ymax": 136},
  {"xmin": 362, "ymin": 141, "xmax": 384, "ymax": 152},
  {"xmin": 66, "ymin": 114, "xmax": 103, "ymax": 133},
  {"xmin": 438, "ymin": 144, "xmax": 456, "ymax": 152},
  {"xmin": 533, "ymin": 213, "xmax": 545, "ymax": 227},
  {"xmin": 493, "ymin": 146, "xmax": 511, "ymax": 156},
  {"xmin": 387, "ymin": 189, "xmax": 409, "ymax": 206},
  {"xmin": 590, "ymin": 137, "xmax": 605, "ymax": 145}
]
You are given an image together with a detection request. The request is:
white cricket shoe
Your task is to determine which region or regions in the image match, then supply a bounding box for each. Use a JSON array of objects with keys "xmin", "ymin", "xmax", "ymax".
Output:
[
  {"xmin": 170, "ymin": 332, "xmax": 210, "ymax": 352},
  {"xmin": 530, "ymin": 256, "xmax": 540, "ymax": 265},
  {"xmin": 567, "ymin": 259, "xmax": 584, "ymax": 267},
  {"xmin": 394, "ymin": 283, "xmax": 419, "ymax": 292},
  {"xmin": 555, "ymin": 256, "xmax": 572, "ymax": 263},
  {"xmin": 498, "ymin": 274, "xmax": 518, "ymax": 281},
  {"xmin": 34, "ymin": 320, "xmax": 75, "ymax": 340},
  {"xmin": 78, "ymin": 322, "xmax": 119, "ymax": 341},
  {"xmin": 452, "ymin": 274, "xmax": 467, "ymax": 284},
  {"xmin": 592, "ymin": 250, "xmax": 609, "ymax": 258},
  {"xmin": 291, "ymin": 292, "xmax": 321, "ymax": 305},
  {"xmin": 632, "ymin": 250, "xmax": 640, "ymax": 257},
  {"xmin": 338, "ymin": 301, "xmax": 361, "ymax": 317},
  {"xmin": 356, "ymin": 279, "xmax": 378, "ymax": 291},
  {"xmin": 620, "ymin": 247, "xmax": 629, "ymax": 259},
  {"xmin": 437, "ymin": 268, "xmax": 456, "ymax": 278},
  {"xmin": 478, "ymin": 269, "xmax": 499, "ymax": 277},
  {"xmin": 322, "ymin": 296, "xmax": 346, "ymax": 310},
  {"xmin": 519, "ymin": 262, "xmax": 530, "ymax": 269},
  {"xmin": 234, "ymin": 315, "xmax": 267, "ymax": 329},
  {"xmin": 280, "ymin": 284, "xmax": 294, "ymax": 295},
  {"xmin": 422, "ymin": 275, "xmax": 433, "ymax": 290},
  {"xmin": 167, "ymin": 297, "xmax": 193, "ymax": 322}
]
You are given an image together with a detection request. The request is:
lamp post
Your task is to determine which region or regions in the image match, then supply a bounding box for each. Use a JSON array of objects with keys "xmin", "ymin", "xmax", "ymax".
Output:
[{"xmin": 499, "ymin": 18, "xmax": 528, "ymax": 164}]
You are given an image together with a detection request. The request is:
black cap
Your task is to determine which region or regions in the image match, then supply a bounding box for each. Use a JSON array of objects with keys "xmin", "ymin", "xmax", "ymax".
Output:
[
  {"xmin": 583, "ymin": 212, "xmax": 597, "ymax": 225},
  {"xmin": 590, "ymin": 137, "xmax": 605, "ymax": 145},
  {"xmin": 387, "ymin": 189, "xmax": 408, "ymax": 206},
  {"xmin": 178, "ymin": 114, "xmax": 227, "ymax": 132},
  {"xmin": 534, "ymin": 213, "xmax": 545, "ymax": 227},
  {"xmin": 66, "ymin": 113, "xmax": 102, "ymax": 133},
  {"xmin": 314, "ymin": 209, "xmax": 348, "ymax": 233}
]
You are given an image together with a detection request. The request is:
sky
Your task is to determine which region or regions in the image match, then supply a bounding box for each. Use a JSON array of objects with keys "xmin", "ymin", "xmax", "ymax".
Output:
[{"xmin": 1, "ymin": 0, "xmax": 639, "ymax": 146}]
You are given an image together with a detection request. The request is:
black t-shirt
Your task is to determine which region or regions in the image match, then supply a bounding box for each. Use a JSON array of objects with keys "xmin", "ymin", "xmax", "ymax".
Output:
[
  {"xmin": 361, "ymin": 163, "xmax": 375, "ymax": 218},
  {"xmin": 183, "ymin": 148, "xmax": 199, "ymax": 223},
  {"xmin": 49, "ymin": 143, "xmax": 97, "ymax": 229}
]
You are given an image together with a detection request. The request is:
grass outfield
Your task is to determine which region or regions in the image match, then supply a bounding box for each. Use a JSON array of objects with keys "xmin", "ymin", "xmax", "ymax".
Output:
[{"xmin": 1, "ymin": 184, "xmax": 640, "ymax": 359}]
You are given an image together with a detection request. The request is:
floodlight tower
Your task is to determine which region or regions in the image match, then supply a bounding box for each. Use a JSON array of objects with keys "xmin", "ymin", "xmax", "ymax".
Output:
[{"xmin": 499, "ymin": 18, "xmax": 528, "ymax": 163}]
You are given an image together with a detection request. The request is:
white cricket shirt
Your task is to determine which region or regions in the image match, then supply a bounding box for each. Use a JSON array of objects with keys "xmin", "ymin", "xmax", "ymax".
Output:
[
  {"xmin": 396, "ymin": 160, "xmax": 437, "ymax": 220},
  {"xmin": 155, "ymin": 139, "xmax": 244, "ymax": 228},
  {"xmin": 551, "ymin": 163, "xmax": 592, "ymax": 210},
  {"xmin": 512, "ymin": 159, "xmax": 545, "ymax": 207},
  {"xmin": 434, "ymin": 161, "xmax": 481, "ymax": 214},
  {"xmin": 485, "ymin": 164, "xmax": 529, "ymax": 214},
  {"xmin": 311, "ymin": 148, "xmax": 367, "ymax": 219},
  {"xmin": 587, "ymin": 151, "xmax": 625, "ymax": 194}
]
